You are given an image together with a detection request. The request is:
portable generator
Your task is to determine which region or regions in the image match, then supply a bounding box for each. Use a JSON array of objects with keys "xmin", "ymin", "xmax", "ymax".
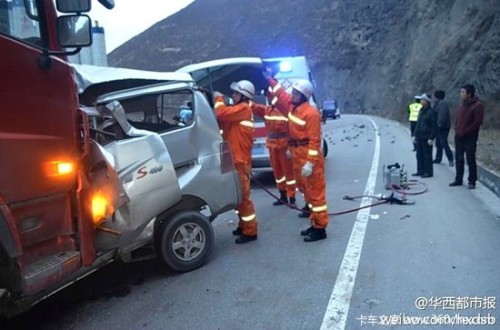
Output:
[{"xmin": 383, "ymin": 163, "xmax": 408, "ymax": 190}]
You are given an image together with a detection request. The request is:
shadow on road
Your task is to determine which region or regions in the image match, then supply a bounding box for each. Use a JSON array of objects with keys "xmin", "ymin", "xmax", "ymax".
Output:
[{"xmin": 1, "ymin": 259, "xmax": 177, "ymax": 329}]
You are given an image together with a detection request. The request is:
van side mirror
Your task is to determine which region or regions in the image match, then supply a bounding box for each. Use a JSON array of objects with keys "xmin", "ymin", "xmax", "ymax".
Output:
[{"xmin": 57, "ymin": 15, "xmax": 92, "ymax": 48}]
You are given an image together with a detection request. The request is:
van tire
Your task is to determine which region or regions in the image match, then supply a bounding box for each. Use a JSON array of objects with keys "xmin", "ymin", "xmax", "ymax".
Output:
[
  {"xmin": 156, "ymin": 211, "xmax": 214, "ymax": 272},
  {"xmin": 322, "ymin": 139, "xmax": 329, "ymax": 158}
]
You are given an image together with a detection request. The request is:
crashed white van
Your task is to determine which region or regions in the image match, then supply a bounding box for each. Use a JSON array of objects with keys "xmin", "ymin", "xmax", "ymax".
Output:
[{"xmin": 73, "ymin": 64, "xmax": 242, "ymax": 272}]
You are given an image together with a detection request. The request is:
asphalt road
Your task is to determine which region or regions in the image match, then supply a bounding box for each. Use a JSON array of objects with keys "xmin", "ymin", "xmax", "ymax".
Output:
[{"xmin": 3, "ymin": 115, "xmax": 500, "ymax": 330}]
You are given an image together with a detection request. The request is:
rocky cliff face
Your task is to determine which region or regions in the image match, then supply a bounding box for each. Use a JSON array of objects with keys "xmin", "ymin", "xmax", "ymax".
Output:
[{"xmin": 109, "ymin": 0, "xmax": 500, "ymax": 127}]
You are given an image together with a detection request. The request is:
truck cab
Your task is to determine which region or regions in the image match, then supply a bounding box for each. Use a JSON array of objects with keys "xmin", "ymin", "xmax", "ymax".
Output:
[{"xmin": 0, "ymin": 0, "xmax": 217, "ymax": 317}]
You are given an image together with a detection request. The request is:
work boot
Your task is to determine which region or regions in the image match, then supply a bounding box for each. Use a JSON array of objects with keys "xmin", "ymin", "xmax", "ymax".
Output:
[
  {"xmin": 289, "ymin": 197, "xmax": 296, "ymax": 206},
  {"xmin": 468, "ymin": 182, "xmax": 476, "ymax": 189},
  {"xmin": 303, "ymin": 228, "xmax": 327, "ymax": 242},
  {"xmin": 273, "ymin": 190, "xmax": 288, "ymax": 206},
  {"xmin": 232, "ymin": 227, "xmax": 243, "ymax": 236},
  {"xmin": 235, "ymin": 234, "xmax": 257, "ymax": 244},
  {"xmin": 449, "ymin": 160, "xmax": 454, "ymax": 167},
  {"xmin": 300, "ymin": 226, "xmax": 313, "ymax": 236},
  {"xmin": 449, "ymin": 181, "xmax": 462, "ymax": 187},
  {"xmin": 298, "ymin": 204, "xmax": 311, "ymax": 218}
]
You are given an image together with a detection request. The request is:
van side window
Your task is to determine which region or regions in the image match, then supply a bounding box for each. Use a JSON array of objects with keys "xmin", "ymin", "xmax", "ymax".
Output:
[
  {"xmin": 119, "ymin": 89, "xmax": 194, "ymax": 132},
  {"xmin": 157, "ymin": 90, "xmax": 194, "ymax": 129},
  {"xmin": 0, "ymin": 0, "xmax": 42, "ymax": 47}
]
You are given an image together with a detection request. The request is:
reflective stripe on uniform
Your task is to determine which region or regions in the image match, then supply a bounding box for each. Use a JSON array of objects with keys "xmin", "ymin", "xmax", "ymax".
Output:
[
  {"xmin": 269, "ymin": 84, "xmax": 281, "ymax": 93},
  {"xmin": 286, "ymin": 180, "xmax": 296, "ymax": 185},
  {"xmin": 264, "ymin": 115, "xmax": 288, "ymax": 121},
  {"xmin": 271, "ymin": 97, "xmax": 278, "ymax": 105},
  {"xmin": 241, "ymin": 213, "xmax": 256, "ymax": 221},
  {"xmin": 219, "ymin": 129, "xmax": 224, "ymax": 135},
  {"xmin": 240, "ymin": 120, "xmax": 254, "ymax": 128},
  {"xmin": 308, "ymin": 149, "xmax": 319, "ymax": 156},
  {"xmin": 214, "ymin": 101, "xmax": 225, "ymax": 109},
  {"xmin": 275, "ymin": 176, "xmax": 286, "ymax": 184},
  {"xmin": 311, "ymin": 204, "xmax": 327, "ymax": 212},
  {"xmin": 288, "ymin": 112, "xmax": 306, "ymax": 126}
]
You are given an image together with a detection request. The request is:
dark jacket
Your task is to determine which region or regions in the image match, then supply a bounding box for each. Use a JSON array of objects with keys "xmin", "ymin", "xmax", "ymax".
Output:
[
  {"xmin": 455, "ymin": 97, "xmax": 484, "ymax": 138},
  {"xmin": 434, "ymin": 99, "xmax": 451, "ymax": 129},
  {"xmin": 413, "ymin": 105, "xmax": 437, "ymax": 140}
]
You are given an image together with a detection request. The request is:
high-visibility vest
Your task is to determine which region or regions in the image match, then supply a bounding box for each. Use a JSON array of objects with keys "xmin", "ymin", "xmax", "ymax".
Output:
[{"xmin": 408, "ymin": 102, "xmax": 422, "ymax": 122}]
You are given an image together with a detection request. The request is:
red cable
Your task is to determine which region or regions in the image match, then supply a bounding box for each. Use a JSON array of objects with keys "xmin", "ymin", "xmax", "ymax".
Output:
[{"xmin": 250, "ymin": 173, "xmax": 389, "ymax": 217}]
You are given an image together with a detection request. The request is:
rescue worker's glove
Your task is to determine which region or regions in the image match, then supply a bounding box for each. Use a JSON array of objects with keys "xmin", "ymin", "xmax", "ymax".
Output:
[
  {"xmin": 286, "ymin": 149, "xmax": 292, "ymax": 159},
  {"xmin": 427, "ymin": 139, "xmax": 433, "ymax": 146},
  {"xmin": 213, "ymin": 91, "xmax": 224, "ymax": 99},
  {"xmin": 301, "ymin": 161, "xmax": 314, "ymax": 177}
]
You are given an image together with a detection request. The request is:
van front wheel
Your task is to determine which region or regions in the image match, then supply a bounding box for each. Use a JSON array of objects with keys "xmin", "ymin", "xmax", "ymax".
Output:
[{"xmin": 156, "ymin": 211, "xmax": 214, "ymax": 272}]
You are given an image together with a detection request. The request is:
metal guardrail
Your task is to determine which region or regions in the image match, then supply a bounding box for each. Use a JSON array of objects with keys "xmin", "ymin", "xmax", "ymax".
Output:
[{"xmin": 477, "ymin": 164, "xmax": 500, "ymax": 198}]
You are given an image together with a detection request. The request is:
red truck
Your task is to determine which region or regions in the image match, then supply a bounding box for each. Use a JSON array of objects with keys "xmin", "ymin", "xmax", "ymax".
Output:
[{"xmin": 0, "ymin": 0, "xmax": 184, "ymax": 317}]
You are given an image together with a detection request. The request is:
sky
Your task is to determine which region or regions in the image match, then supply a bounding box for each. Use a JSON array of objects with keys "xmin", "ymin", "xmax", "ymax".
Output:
[{"xmin": 89, "ymin": 0, "xmax": 195, "ymax": 53}]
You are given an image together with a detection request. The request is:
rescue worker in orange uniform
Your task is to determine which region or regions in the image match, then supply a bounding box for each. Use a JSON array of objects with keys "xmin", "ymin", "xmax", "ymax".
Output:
[
  {"xmin": 250, "ymin": 95, "xmax": 296, "ymax": 206},
  {"xmin": 265, "ymin": 74, "xmax": 328, "ymax": 242},
  {"xmin": 214, "ymin": 80, "xmax": 258, "ymax": 244}
]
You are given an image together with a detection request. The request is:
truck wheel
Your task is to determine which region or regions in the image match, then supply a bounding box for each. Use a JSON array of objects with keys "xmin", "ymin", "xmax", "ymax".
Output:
[
  {"xmin": 323, "ymin": 139, "xmax": 328, "ymax": 158},
  {"xmin": 156, "ymin": 211, "xmax": 214, "ymax": 272}
]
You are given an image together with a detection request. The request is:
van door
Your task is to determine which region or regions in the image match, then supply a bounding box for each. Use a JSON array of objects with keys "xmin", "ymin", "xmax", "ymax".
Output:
[{"xmin": 177, "ymin": 57, "xmax": 269, "ymax": 95}]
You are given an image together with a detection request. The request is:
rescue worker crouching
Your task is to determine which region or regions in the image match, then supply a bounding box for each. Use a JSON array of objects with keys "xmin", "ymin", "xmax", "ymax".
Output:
[
  {"xmin": 265, "ymin": 72, "xmax": 328, "ymax": 242},
  {"xmin": 214, "ymin": 80, "xmax": 259, "ymax": 244},
  {"xmin": 250, "ymin": 94, "xmax": 296, "ymax": 206}
]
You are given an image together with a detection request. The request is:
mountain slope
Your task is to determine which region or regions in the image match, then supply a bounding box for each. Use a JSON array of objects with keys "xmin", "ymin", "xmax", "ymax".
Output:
[{"xmin": 109, "ymin": 0, "xmax": 500, "ymax": 127}]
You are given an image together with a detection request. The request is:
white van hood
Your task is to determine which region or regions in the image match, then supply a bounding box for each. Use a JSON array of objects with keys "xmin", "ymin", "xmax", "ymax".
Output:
[{"xmin": 72, "ymin": 64, "xmax": 194, "ymax": 105}]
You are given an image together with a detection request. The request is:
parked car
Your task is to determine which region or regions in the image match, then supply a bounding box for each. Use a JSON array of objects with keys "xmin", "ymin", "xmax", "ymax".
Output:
[
  {"xmin": 177, "ymin": 57, "xmax": 328, "ymax": 172},
  {"xmin": 321, "ymin": 99, "xmax": 340, "ymax": 122},
  {"xmin": 73, "ymin": 64, "xmax": 242, "ymax": 272}
]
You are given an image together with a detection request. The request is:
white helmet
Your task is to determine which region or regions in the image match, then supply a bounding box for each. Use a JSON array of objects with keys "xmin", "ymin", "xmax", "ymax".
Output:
[
  {"xmin": 292, "ymin": 79, "xmax": 313, "ymax": 99},
  {"xmin": 230, "ymin": 80, "xmax": 255, "ymax": 100}
]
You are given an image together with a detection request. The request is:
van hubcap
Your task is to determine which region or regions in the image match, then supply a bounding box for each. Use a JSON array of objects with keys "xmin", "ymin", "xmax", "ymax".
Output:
[{"xmin": 171, "ymin": 222, "xmax": 206, "ymax": 261}]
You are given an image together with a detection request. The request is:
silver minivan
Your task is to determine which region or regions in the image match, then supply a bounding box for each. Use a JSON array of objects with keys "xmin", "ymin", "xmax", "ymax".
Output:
[{"xmin": 74, "ymin": 64, "xmax": 241, "ymax": 272}]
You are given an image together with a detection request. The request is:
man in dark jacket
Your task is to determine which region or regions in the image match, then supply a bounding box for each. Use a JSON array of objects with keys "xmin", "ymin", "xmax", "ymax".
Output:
[
  {"xmin": 412, "ymin": 93, "xmax": 437, "ymax": 178},
  {"xmin": 433, "ymin": 90, "xmax": 454, "ymax": 166},
  {"xmin": 449, "ymin": 84, "xmax": 485, "ymax": 189}
]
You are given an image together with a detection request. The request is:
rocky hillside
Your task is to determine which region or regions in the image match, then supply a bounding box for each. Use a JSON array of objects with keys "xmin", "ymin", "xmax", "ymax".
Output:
[{"xmin": 109, "ymin": 0, "xmax": 500, "ymax": 127}]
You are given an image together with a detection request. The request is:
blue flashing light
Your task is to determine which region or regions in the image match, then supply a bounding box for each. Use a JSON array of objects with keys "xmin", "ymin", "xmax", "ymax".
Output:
[{"xmin": 279, "ymin": 61, "xmax": 292, "ymax": 73}]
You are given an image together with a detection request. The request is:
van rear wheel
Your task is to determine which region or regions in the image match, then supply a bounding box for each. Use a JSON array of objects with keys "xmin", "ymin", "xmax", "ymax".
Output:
[{"xmin": 156, "ymin": 211, "xmax": 214, "ymax": 272}]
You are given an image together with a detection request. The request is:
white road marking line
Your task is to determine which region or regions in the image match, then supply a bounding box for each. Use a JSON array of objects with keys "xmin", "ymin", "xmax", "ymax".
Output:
[{"xmin": 321, "ymin": 118, "xmax": 380, "ymax": 330}]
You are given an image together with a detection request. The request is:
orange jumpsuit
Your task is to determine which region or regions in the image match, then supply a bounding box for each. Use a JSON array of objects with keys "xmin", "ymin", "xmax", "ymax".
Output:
[
  {"xmin": 214, "ymin": 96, "xmax": 258, "ymax": 236},
  {"xmin": 267, "ymin": 78, "xmax": 328, "ymax": 229},
  {"xmin": 251, "ymin": 102, "xmax": 296, "ymax": 200}
]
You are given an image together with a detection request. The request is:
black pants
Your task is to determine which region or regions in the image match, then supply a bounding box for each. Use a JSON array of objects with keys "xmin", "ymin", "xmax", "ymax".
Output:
[
  {"xmin": 410, "ymin": 122, "xmax": 417, "ymax": 149},
  {"xmin": 454, "ymin": 135, "xmax": 478, "ymax": 184},
  {"xmin": 434, "ymin": 128, "xmax": 453, "ymax": 163},
  {"xmin": 416, "ymin": 139, "xmax": 433, "ymax": 176}
]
